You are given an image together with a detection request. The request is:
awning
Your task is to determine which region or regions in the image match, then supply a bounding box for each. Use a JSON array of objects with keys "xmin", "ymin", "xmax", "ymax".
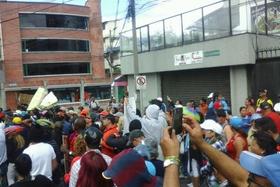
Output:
[{"xmin": 111, "ymin": 75, "xmax": 127, "ymax": 87}]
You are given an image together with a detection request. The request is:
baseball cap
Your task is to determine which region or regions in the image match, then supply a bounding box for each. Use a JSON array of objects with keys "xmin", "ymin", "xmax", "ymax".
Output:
[
  {"xmin": 127, "ymin": 130, "xmax": 144, "ymax": 146},
  {"xmin": 207, "ymin": 92, "xmax": 214, "ymax": 99},
  {"xmin": 229, "ymin": 116, "xmax": 250, "ymax": 133},
  {"xmin": 229, "ymin": 116, "xmax": 244, "ymax": 128},
  {"xmin": 12, "ymin": 117, "xmax": 22, "ymax": 125},
  {"xmin": 84, "ymin": 127, "xmax": 103, "ymax": 147},
  {"xmin": 156, "ymin": 97, "xmax": 163, "ymax": 102},
  {"xmin": 4, "ymin": 126, "xmax": 24, "ymax": 135},
  {"xmin": 102, "ymin": 148, "xmax": 158, "ymax": 186},
  {"xmin": 260, "ymin": 102, "xmax": 272, "ymax": 110},
  {"xmin": 80, "ymin": 108, "xmax": 89, "ymax": 117},
  {"xmin": 240, "ymin": 151, "xmax": 280, "ymax": 186},
  {"xmin": 36, "ymin": 119, "xmax": 55, "ymax": 128},
  {"xmin": 113, "ymin": 112, "xmax": 123, "ymax": 117},
  {"xmin": 100, "ymin": 110, "xmax": 109, "ymax": 117},
  {"xmin": 274, "ymin": 103, "xmax": 280, "ymax": 112},
  {"xmin": 200, "ymin": 119, "xmax": 223, "ymax": 135}
]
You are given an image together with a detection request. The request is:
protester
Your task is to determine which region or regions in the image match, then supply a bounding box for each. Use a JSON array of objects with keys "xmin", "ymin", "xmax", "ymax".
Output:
[
  {"xmin": 124, "ymin": 97, "xmax": 167, "ymax": 147},
  {"xmin": 199, "ymin": 119, "xmax": 228, "ymax": 186},
  {"xmin": 181, "ymin": 116, "xmax": 280, "ymax": 186},
  {"xmin": 88, "ymin": 96, "xmax": 100, "ymax": 110},
  {"xmin": 250, "ymin": 131, "xmax": 277, "ymax": 156},
  {"xmin": 69, "ymin": 126, "xmax": 112, "ymax": 187},
  {"xmin": 102, "ymin": 147, "xmax": 162, "ymax": 187},
  {"xmin": 216, "ymin": 109, "xmax": 233, "ymax": 143},
  {"xmin": 5, "ymin": 127, "xmax": 25, "ymax": 185},
  {"xmin": 106, "ymin": 119, "xmax": 142, "ymax": 153},
  {"xmin": 10, "ymin": 154, "xmax": 54, "ymax": 187},
  {"xmin": 101, "ymin": 114, "xmax": 119, "ymax": 158},
  {"xmin": 244, "ymin": 97, "xmax": 255, "ymax": 116},
  {"xmin": 256, "ymin": 89, "xmax": 273, "ymax": 108},
  {"xmin": 226, "ymin": 117, "xmax": 248, "ymax": 162},
  {"xmin": 68, "ymin": 117, "xmax": 86, "ymax": 154},
  {"xmin": 198, "ymin": 98, "xmax": 208, "ymax": 117},
  {"xmin": 22, "ymin": 125, "xmax": 57, "ymax": 180},
  {"xmin": 254, "ymin": 117, "xmax": 280, "ymax": 150},
  {"xmin": 144, "ymin": 138, "xmax": 164, "ymax": 178},
  {"xmin": 260, "ymin": 101, "xmax": 280, "ymax": 132},
  {"xmin": 247, "ymin": 113, "xmax": 262, "ymax": 150}
]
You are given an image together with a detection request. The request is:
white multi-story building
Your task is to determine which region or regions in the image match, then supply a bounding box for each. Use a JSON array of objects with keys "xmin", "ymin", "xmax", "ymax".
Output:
[{"xmin": 120, "ymin": 0, "xmax": 280, "ymax": 114}]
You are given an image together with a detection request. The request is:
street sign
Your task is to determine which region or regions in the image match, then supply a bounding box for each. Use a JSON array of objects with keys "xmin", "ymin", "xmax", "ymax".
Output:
[{"xmin": 136, "ymin": 75, "xmax": 147, "ymax": 90}]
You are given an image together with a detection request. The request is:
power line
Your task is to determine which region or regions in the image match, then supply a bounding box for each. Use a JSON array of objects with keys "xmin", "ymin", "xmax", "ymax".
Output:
[
  {"xmin": 0, "ymin": 0, "xmax": 117, "ymax": 48},
  {"xmin": 0, "ymin": 0, "xmax": 58, "ymax": 16},
  {"xmin": 0, "ymin": 0, "xmax": 75, "ymax": 24}
]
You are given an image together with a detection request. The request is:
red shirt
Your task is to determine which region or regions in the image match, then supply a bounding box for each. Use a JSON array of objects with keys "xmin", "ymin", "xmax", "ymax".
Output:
[
  {"xmin": 101, "ymin": 124, "xmax": 118, "ymax": 157},
  {"xmin": 266, "ymin": 112, "xmax": 280, "ymax": 133},
  {"xmin": 226, "ymin": 134, "xmax": 248, "ymax": 161}
]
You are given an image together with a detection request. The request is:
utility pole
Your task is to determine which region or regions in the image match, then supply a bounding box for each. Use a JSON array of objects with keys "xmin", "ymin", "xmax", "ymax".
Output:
[{"xmin": 129, "ymin": 0, "xmax": 142, "ymax": 110}]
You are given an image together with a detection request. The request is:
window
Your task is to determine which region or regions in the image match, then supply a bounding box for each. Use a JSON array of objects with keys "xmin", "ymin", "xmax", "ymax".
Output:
[
  {"xmin": 19, "ymin": 13, "xmax": 88, "ymax": 29},
  {"xmin": 22, "ymin": 39, "xmax": 90, "ymax": 52},
  {"xmin": 164, "ymin": 15, "xmax": 182, "ymax": 47},
  {"xmin": 183, "ymin": 9, "xmax": 203, "ymax": 43},
  {"xmin": 23, "ymin": 62, "xmax": 90, "ymax": 76},
  {"xmin": 149, "ymin": 21, "xmax": 164, "ymax": 50},
  {"xmin": 203, "ymin": 2, "xmax": 230, "ymax": 40},
  {"xmin": 85, "ymin": 86, "xmax": 111, "ymax": 100}
]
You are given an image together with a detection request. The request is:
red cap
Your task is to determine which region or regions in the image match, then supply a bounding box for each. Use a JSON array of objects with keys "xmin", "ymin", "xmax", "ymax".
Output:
[
  {"xmin": 80, "ymin": 108, "xmax": 89, "ymax": 117},
  {"xmin": 100, "ymin": 111, "xmax": 109, "ymax": 117}
]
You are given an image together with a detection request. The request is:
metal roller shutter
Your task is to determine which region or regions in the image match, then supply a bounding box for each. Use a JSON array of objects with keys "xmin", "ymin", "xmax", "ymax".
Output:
[{"xmin": 161, "ymin": 67, "xmax": 231, "ymax": 105}]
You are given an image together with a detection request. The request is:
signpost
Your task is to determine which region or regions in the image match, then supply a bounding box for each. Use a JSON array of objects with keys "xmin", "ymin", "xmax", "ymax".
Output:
[{"xmin": 136, "ymin": 75, "xmax": 147, "ymax": 90}]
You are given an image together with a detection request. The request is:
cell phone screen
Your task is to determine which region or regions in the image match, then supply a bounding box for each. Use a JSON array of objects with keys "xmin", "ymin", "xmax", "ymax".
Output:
[{"xmin": 173, "ymin": 107, "xmax": 183, "ymax": 135}]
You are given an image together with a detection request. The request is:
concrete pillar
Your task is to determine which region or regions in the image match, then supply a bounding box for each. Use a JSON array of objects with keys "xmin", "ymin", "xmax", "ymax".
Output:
[
  {"xmin": 127, "ymin": 73, "xmax": 161, "ymax": 113},
  {"xmin": 230, "ymin": 65, "xmax": 248, "ymax": 115},
  {"xmin": 80, "ymin": 79, "xmax": 85, "ymax": 106}
]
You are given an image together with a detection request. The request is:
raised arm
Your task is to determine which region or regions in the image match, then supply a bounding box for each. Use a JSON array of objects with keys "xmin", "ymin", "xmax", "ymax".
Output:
[
  {"xmin": 160, "ymin": 127, "xmax": 180, "ymax": 187},
  {"xmin": 124, "ymin": 97, "xmax": 142, "ymax": 122},
  {"xmin": 183, "ymin": 117, "xmax": 249, "ymax": 187}
]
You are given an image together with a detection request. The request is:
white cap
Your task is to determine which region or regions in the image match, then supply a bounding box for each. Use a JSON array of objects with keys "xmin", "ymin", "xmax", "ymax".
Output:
[
  {"xmin": 274, "ymin": 103, "xmax": 280, "ymax": 112},
  {"xmin": 156, "ymin": 97, "xmax": 163, "ymax": 102},
  {"xmin": 200, "ymin": 119, "xmax": 223, "ymax": 135},
  {"xmin": 207, "ymin": 92, "xmax": 214, "ymax": 99}
]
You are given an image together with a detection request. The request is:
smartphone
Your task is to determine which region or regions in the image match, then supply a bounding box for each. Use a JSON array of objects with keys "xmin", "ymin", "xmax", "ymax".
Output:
[{"xmin": 172, "ymin": 107, "xmax": 183, "ymax": 135}]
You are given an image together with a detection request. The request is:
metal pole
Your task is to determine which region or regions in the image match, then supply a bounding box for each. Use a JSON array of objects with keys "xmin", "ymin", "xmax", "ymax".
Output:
[{"xmin": 130, "ymin": 0, "xmax": 141, "ymax": 110}]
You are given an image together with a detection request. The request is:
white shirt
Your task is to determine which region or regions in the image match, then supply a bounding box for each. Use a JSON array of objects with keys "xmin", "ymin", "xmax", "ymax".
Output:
[
  {"xmin": 0, "ymin": 123, "xmax": 7, "ymax": 165},
  {"xmin": 23, "ymin": 142, "xmax": 56, "ymax": 180},
  {"xmin": 69, "ymin": 149, "xmax": 111, "ymax": 187}
]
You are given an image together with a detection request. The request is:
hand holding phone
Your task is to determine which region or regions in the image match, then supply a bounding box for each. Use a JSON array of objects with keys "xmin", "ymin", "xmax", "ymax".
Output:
[{"xmin": 172, "ymin": 107, "xmax": 183, "ymax": 135}]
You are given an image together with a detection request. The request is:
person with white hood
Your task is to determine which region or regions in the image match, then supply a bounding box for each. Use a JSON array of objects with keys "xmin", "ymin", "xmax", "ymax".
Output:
[{"xmin": 124, "ymin": 97, "xmax": 168, "ymax": 152}]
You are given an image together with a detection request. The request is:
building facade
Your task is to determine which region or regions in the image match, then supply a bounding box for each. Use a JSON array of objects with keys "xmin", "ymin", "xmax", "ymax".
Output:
[
  {"xmin": 120, "ymin": 0, "xmax": 280, "ymax": 115},
  {"xmin": 0, "ymin": 0, "xmax": 111, "ymax": 109}
]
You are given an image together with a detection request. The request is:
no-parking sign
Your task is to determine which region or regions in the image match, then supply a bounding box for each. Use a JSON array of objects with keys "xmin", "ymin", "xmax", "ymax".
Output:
[{"xmin": 136, "ymin": 76, "xmax": 147, "ymax": 90}]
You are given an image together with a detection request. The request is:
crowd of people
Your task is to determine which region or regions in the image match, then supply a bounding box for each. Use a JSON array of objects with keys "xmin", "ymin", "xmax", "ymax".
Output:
[{"xmin": 0, "ymin": 89, "xmax": 279, "ymax": 187}]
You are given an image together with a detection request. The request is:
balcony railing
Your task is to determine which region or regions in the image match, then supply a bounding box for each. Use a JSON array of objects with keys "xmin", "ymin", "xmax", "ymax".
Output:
[{"xmin": 121, "ymin": 0, "xmax": 280, "ymax": 56}]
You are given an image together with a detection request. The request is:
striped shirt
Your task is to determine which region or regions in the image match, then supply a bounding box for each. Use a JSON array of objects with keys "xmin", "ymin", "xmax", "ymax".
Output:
[{"xmin": 69, "ymin": 149, "xmax": 111, "ymax": 187}]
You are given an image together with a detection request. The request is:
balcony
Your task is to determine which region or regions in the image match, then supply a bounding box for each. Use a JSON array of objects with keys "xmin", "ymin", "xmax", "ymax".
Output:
[{"xmin": 121, "ymin": 0, "xmax": 280, "ymax": 56}]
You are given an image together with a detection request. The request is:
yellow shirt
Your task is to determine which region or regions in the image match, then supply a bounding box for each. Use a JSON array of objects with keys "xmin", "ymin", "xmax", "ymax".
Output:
[{"xmin": 256, "ymin": 98, "xmax": 273, "ymax": 108}]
